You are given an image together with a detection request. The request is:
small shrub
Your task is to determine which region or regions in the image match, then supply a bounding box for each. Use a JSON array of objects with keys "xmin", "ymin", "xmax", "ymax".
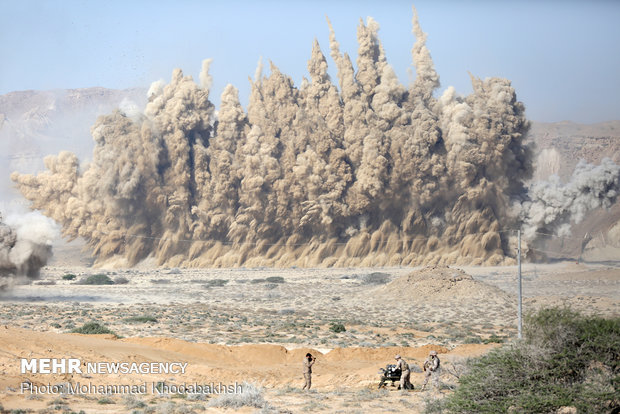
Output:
[
  {"xmin": 207, "ymin": 382, "xmax": 265, "ymax": 409},
  {"xmin": 97, "ymin": 397, "xmax": 114, "ymax": 405},
  {"xmin": 78, "ymin": 274, "xmax": 114, "ymax": 285},
  {"xmin": 62, "ymin": 274, "xmax": 76, "ymax": 280},
  {"xmin": 187, "ymin": 393, "xmax": 207, "ymax": 401},
  {"xmin": 301, "ymin": 400, "xmax": 327, "ymax": 411},
  {"xmin": 147, "ymin": 401, "xmax": 194, "ymax": 413},
  {"xmin": 71, "ymin": 322, "xmax": 116, "ymax": 336},
  {"xmin": 484, "ymin": 334, "xmax": 505, "ymax": 344},
  {"xmin": 122, "ymin": 395, "xmax": 146, "ymax": 409},
  {"xmin": 330, "ymin": 323, "xmax": 346, "ymax": 333},
  {"xmin": 203, "ymin": 279, "xmax": 229, "ymax": 288},
  {"xmin": 278, "ymin": 309, "xmax": 295, "ymax": 315},
  {"xmin": 409, "ymin": 363, "xmax": 423, "ymax": 373},
  {"xmin": 124, "ymin": 315, "xmax": 158, "ymax": 324},
  {"xmin": 47, "ymin": 397, "xmax": 66, "ymax": 406},
  {"xmin": 463, "ymin": 336, "xmax": 482, "ymax": 344},
  {"xmin": 360, "ymin": 272, "xmax": 391, "ymax": 285},
  {"xmin": 265, "ymin": 276, "xmax": 285, "ymax": 284}
]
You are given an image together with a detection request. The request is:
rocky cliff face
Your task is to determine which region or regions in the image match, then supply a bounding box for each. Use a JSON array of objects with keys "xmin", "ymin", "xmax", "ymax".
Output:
[
  {"xmin": 527, "ymin": 121, "xmax": 620, "ymax": 181},
  {"xmin": 525, "ymin": 121, "xmax": 620, "ymax": 260}
]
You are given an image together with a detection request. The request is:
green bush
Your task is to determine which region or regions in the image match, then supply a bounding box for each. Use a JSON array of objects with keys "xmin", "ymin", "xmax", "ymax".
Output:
[
  {"xmin": 62, "ymin": 274, "xmax": 76, "ymax": 280},
  {"xmin": 71, "ymin": 322, "xmax": 117, "ymax": 336},
  {"xmin": 265, "ymin": 276, "xmax": 285, "ymax": 283},
  {"xmin": 330, "ymin": 323, "xmax": 346, "ymax": 333},
  {"xmin": 78, "ymin": 274, "xmax": 114, "ymax": 285},
  {"xmin": 483, "ymin": 334, "xmax": 505, "ymax": 344},
  {"xmin": 429, "ymin": 307, "xmax": 620, "ymax": 414}
]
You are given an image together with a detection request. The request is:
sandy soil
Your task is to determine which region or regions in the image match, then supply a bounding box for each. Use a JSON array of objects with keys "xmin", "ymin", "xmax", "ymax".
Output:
[{"xmin": 0, "ymin": 261, "xmax": 618, "ymax": 413}]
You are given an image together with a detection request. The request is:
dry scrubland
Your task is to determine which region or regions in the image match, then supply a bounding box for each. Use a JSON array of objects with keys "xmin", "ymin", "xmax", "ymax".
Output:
[
  {"xmin": 0, "ymin": 262, "xmax": 618, "ymax": 413},
  {"xmin": 2, "ymin": 4, "xmax": 620, "ymax": 412}
]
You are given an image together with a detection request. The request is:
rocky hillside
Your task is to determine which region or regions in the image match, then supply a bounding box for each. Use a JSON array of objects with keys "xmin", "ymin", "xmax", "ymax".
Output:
[
  {"xmin": 525, "ymin": 121, "xmax": 620, "ymax": 261},
  {"xmin": 527, "ymin": 120, "xmax": 620, "ymax": 181}
]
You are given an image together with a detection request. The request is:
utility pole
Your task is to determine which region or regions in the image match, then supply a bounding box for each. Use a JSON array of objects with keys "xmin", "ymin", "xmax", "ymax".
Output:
[{"xmin": 517, "ymin": 229, "xmax": 523, "ymax": 339}]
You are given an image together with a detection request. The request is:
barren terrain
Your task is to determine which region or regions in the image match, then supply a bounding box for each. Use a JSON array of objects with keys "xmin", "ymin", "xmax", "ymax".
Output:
[{"xmin": 0, "ymin": 262, "xmax": 618, "ymax": 413}]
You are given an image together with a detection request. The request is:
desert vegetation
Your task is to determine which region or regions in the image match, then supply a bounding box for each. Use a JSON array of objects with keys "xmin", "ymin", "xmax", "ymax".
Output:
[
  {"xmin": 0, "ymin": 264, "xmax": 618, "ymax": 413},
  {"xmin": 426, "ymin": 308, "xmax": 620, "ymax": 413},
  {"xmin": 70, "ymin": 322, "xmax": 117, "ymax": 336},
  {"xmin": 76, "ymin": 274, "xmax": 114, "ymax": 285}
]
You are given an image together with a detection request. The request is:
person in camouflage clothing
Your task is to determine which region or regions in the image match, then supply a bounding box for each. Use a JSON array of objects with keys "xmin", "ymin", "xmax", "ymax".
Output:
[
  {"xmin": 422, "ymin": 350, "xmax": 440, "ymax": 391},
  {"xmin": 394, "ymin": 354, "xmax": 412, "ymax": 390}
]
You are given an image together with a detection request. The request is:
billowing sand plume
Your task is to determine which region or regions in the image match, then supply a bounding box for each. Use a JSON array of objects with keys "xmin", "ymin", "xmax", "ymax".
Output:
[
  {"xmin": 0, "ymin": 212, "xmax": 56, "ymax": 287},
  {"xmin": 517, "ymin": 158, "xmax": 620, "ymax": 241},
  {"xmin": 11, "ymin": 7, "xmax": 620, "ymax": 268}
]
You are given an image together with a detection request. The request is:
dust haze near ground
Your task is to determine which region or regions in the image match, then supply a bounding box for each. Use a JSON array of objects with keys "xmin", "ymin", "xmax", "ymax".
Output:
[
  {"xmin": 10, "ymin": 8, "xmax": 620, "ymax": 268},
  {"xmin": 0, "ymin": 212, "xmax": 57, "ymax": 288}
]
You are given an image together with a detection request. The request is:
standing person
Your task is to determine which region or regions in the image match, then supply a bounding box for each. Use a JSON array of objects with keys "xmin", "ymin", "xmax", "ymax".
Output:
[
  {"xmin": 394, "ymin": 354, "xmax": 412, "ymax": 390},
  {"xmin": 422, "ymin": 350, "xmax": 441, "ymax": 391},
  {"xmin": 302, "ymin": 352, "xmax": 316, "ymax": 390}
]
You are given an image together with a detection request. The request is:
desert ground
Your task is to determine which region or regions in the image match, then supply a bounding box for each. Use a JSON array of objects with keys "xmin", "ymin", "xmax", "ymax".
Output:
[{"xmin": 1, "ymin": 261, "xmax": 619, "ymax": 413}]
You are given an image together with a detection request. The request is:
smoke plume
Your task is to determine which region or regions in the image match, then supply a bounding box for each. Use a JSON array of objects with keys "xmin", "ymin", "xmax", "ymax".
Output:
[
  {"xmin": 11, "ymin": 7, "xmax": 620, "ymax": 267},
  {"xmin": 517, "ymin": 158, "xmax": 620, "ymax": 241},
  {"xmin": 0, "ymin": 212, "xmax": 57, "ymax": 287}
]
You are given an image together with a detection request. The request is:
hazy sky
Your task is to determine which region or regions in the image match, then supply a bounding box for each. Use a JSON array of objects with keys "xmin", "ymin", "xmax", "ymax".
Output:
[{"xmin": 1, "ymin": 0, "xmax": 619, "ymax": 123}]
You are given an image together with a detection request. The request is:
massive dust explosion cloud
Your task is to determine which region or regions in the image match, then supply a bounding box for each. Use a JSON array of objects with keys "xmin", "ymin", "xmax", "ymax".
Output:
[
  {"xmin": 0, "ymin": 212, "xmax": 56, "ymax": 287},
  {"xmin": 11, "ymin": 8, "xmax": 620, "ymax": 267}
]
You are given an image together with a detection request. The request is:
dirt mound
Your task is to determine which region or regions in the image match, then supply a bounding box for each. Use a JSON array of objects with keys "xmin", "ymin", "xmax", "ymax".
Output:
[
  {"xmin": 373, "ymin": 266, "xmax": 514, "ymax": 304},
  {"xmin": 0, "ymin": 327, "xmax": 495, "ymax": 390},
  {"xmin": 121, "ymin": 338, "xmax": 451, "ymax": 367},
  {"xmin": 122, "ymin": 337, "xmax": 319, "ymax": 366},
  {"xmin": 323, "ymin": 344, "xmax": 448, "ymax": 363}
]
